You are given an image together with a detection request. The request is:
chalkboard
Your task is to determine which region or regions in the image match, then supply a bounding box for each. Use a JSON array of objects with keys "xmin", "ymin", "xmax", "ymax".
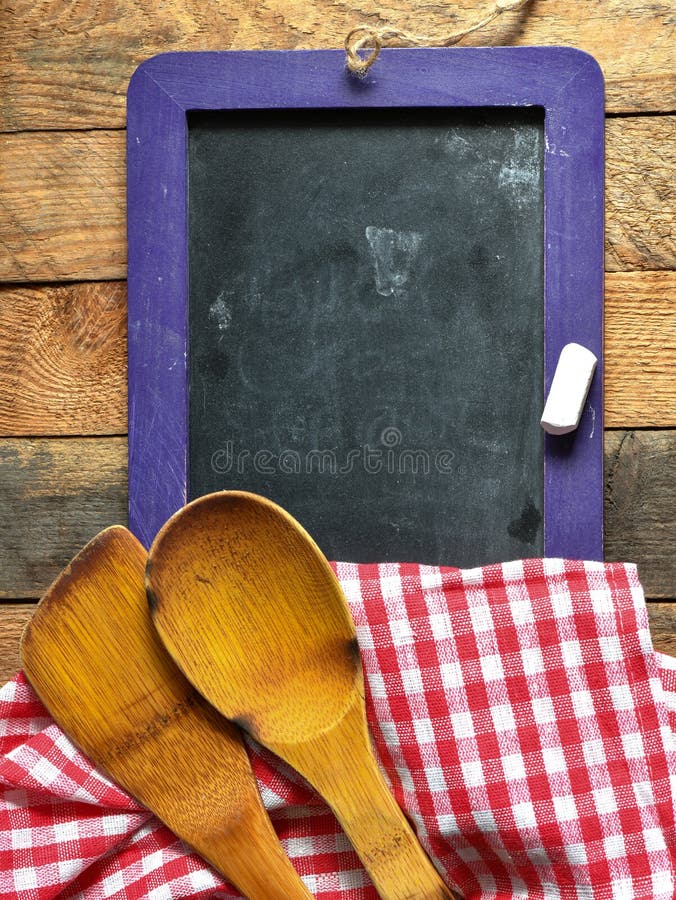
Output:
[
  {"xmin": 127, "ymin": 48, "xmax": 604, "ymax": 561},
  {"xmin": 188, "ymin": 107, "xmax": 544, "ymax": 565}
]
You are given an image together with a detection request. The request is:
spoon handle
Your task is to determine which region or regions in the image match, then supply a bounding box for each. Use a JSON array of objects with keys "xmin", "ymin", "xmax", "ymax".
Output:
[
  {"xmin": 272, "ymin": 699, "xmax": 458, "ymax": 900},
  {"xmin": 206, "ymin": 815, "xmax": 311, "ymax": 899}
]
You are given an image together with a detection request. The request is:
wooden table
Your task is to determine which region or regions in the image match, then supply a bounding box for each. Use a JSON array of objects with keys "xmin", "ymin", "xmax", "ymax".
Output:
[{"xmin": 0, "ymin": 1, "xmax": 674, "ymax": 681}]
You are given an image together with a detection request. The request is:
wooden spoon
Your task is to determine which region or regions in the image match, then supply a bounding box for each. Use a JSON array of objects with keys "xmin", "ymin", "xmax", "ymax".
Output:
[
  {"xmin": 147, "ymin": 492, "xmax": 457, "ymax": 900},
  {"xmin": 21, "ymin": 525, "xmax": 311, "ymax": 900}
]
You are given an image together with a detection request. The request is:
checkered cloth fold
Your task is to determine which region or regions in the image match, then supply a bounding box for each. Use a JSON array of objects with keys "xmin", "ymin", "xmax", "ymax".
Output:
[{"xmin": 1, "ymin": 559, "xmax": 674, "ymax": 899}]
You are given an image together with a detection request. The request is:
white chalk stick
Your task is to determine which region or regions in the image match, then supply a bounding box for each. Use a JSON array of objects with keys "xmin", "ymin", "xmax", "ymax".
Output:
[{"xmin": 541, "ymin": 343, "xmax": 598, "ymax": 435}]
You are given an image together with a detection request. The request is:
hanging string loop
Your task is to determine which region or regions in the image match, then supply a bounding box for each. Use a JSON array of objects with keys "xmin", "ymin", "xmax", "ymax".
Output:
[{"xmin": 345, "ymin": 0, "xmax": 533, "ymax": 77}]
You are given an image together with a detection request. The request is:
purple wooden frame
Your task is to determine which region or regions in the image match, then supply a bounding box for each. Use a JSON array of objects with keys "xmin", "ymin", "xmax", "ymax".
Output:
[{"xmin": 127, "ymin": 47, "xmax": 604, "ymax": 558}]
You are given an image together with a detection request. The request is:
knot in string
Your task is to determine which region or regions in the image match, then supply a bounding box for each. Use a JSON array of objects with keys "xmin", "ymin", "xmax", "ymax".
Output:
[{"xmin": 345, "ymin": 0, "xmax": 533, "ymax": 78}]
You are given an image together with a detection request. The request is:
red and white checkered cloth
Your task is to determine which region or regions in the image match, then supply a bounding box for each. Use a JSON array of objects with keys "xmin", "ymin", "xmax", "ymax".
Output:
[{"xmin": 1, "ymin": 559, "xmax": 675, "ymax": 899}]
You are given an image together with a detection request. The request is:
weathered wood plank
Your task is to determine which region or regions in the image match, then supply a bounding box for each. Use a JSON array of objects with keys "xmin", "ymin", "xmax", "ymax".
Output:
[
  {"xmin": 0, "ymin": 438, "xmax": 128, "ymax": 600},
  {"xmin": 0, "ymin": 131, "xmax": 126, "ymax": 282},
  {"xmin": 0, "ymin": 432, "xmax": 673, "ymax": 600},
  {"xmin": 0, "ymin": 0, "xmax": 674, "ymax": 132},
  {"xmin": 0, "ymin": 282, "xmax": 127, "ymax": 436},
  {"xmin": 605, "ymin": 116, "xmax": 676, "ymax": 271},
  {"xmin": 0, "ymin": 601, "xmax": 672, "ymax": 688},
  {"xmin": 605, "ymin": 430, "xmax": 676, "ymax": 599},
  {"xmin": 604, "ymin": 271, "xmax": 676, "ymax": 428},
  {"xmin": 0, "ymin": 604, "xmax": 35, "ymax": 685},
  {"xmin": 0, "ymin": 272, "xmax": 673, "ymax": 436},
  {"xmin": 0, "ymin": 118, "xmax": 674, "ymax": 282},
  {"xmin": 647, "ymin": 602, "xmax": 676, "ymax": 659}
]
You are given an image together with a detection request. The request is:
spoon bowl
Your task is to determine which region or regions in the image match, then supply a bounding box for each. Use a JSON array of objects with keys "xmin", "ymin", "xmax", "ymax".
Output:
[{"xmin": 147, "ymin": 491, "xmax": 358, "ymax": 744}]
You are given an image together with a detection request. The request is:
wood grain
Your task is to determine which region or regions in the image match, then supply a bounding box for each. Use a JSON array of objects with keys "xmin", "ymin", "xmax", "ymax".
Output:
[
  {"xmin": 0, "ymin": 131, "xmax": 125, "ymax": 282},
  {"xmin": 605, "ymin": 271, "xmax": 676, "ymax": 428},
  {"xmin": 606, "ymin": 116, "xmax": 676, "ymax": 271},
  {"xmin": 0, "ymin": 432, "xmax": 673, "ymax": 600},
  {"xmin": 0, "ymin": 604, "xmax": 35, "ymax": 684},
  {"xmin": 0, "ymin": 272, "xmax": 672, "ymax": 436},
  {"xmin": 0, "ymin": 282, "xmax": 127, "ymax": 436},
  {"xmin": 0, "ymin": 600, "xmax": 672, "ymax": 687},
  {"xmin": 605, "ymin": 430, "xmax": 676, "ymax": 599},
  {"xmin": 0, "ymin": 437, "xmax": 128, "ymax": 599},
  {"xmin": 647, "ymin": 603, "xmax": 676, "ymax": 658},
  {"xmin": 0, "ymin": 0, "xmax": 674, "ymax": 132},
  {"xmin": 1, "ymin": 118, "xmax": 674, "ymax": 282}
]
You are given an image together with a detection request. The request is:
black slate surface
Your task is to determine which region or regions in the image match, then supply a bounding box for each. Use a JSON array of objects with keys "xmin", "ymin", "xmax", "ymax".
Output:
[{"xmin": 188, "ymin": 106, "xmax": 544, "ymax": 566}]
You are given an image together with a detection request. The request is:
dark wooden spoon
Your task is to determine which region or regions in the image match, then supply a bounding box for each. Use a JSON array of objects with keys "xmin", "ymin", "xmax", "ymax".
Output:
[
  {"xmin": 21, "ymin": 525, "xmax": 311, "ymax": 900},
  {"xmin": 147, "ymin": 492, "xmax": 456, "ymax": 900}
]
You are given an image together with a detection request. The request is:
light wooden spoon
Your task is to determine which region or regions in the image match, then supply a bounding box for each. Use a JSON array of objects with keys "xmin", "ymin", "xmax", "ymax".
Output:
[
  {"xmin": 21, "ymin": 525, "xmax": 311, "ymax": 900},
  {"xmin": 147, "ymin": 491, "xmax": 457, "ymax": 900}
]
